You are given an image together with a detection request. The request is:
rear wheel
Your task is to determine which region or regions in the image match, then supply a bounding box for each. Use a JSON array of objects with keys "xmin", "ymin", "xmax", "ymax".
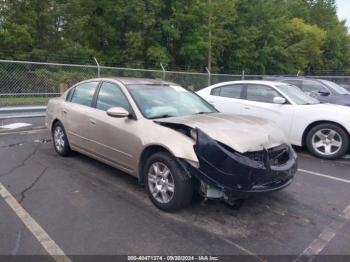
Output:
[
  {"xmin": 306, "ymin": 123, "xmax": 349, "ymax": 159},
  {"xmin": 144, "ymin": 152, "xmax": 193, "ymax": 211},
  {"xmin": 52, "ymin": 122, "xmax": 71, "ymax": 156}
]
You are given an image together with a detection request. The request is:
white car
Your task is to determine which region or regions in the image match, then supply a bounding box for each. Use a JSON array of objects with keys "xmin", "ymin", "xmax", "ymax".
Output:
[{"xmin": 197, "ymin": 80, "xmax": 350, "ymax": 159}]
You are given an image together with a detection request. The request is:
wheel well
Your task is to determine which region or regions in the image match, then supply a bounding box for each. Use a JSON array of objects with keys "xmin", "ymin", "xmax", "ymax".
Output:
[
  {"xmin": 138, "ymin": 145, "xmax": 172, "ymax": 184},
  {"xmin": 302, "ymin": 121, "xmax": 348, "ymax": 146},
  {"xmin": 51, "ymin": 119, "xmax": 62, "ymax": 132}
]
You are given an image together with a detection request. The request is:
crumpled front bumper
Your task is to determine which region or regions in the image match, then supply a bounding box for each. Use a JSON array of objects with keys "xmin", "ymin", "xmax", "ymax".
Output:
[{"xmin": 178, "ymin": 129, "xmax": 298, "ymax": 198}]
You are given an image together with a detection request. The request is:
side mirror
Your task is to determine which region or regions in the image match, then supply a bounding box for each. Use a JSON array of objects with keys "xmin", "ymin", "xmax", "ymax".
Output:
[
  {"xmin": 106, "ymin": 107, "xmax": 130, "ymax": 118},
  {"xmin": 273, "ymin": 97, "xmax": 286, "ymax": 104},
  {"xmin": 318, "ymin": 90, "xmax": 330, "ymax": 96}
]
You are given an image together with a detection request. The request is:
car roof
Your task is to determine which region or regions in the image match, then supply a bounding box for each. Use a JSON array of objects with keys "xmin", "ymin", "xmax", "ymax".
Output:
[
  {"xmin": 264, "ymin": 76, "xmax": 301, "ymax": 81},
  {"xmin": 264, "ymin": 76, "xmax": 325, "ymax": 82},
  {"xmin": 97, "ymin": 77, "xmax": 178, "ymax": 86},
  {"xmin": 211, "ymin": 80, "xmax": 285, "ymax": 87}
]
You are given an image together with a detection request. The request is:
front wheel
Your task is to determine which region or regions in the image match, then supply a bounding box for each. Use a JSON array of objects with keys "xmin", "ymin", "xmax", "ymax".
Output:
[
  {"xmin": 144, "ymin": 152, "xmax": 193, "ymax": 211},
  {"xmin": 306, "ymin": 123, "xmax": 349, "ymax": 159}
]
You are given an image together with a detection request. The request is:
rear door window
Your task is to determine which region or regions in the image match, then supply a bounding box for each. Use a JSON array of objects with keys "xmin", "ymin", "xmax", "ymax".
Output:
[
  {"xmin": 211, "ymin": 84, "xmax": 244, "ymax": 99},
  {"xmin": 66, "ymin": 88, "xmax": 74, "ymax": 101},
  {"xmin": 70, "ymin": 81, "xmax": 99, "ymax": 107},
  {"xmin": 211, "ymin": 87, "xmax": 221, "ymax": 96},
  {"xmin": 220, "ymin": 85, "xmax": 244, "ymax": 99}
]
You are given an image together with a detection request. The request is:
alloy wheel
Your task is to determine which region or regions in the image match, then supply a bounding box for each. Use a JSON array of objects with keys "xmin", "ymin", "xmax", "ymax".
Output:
[
  {"xmin": 54, "ymin": 126, "xmax": 65, "ymax": 153},
  {"xmin": 147, "ymin": 162, "xmax": 175, "ymax": 204},
  {"xmin": 311, "ymin": 128, "xmax": 342, "ymax": 156}
]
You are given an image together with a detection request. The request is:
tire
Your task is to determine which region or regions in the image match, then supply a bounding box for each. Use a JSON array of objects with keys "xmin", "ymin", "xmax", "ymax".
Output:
[
  {"xmin": 306, "ymin": 123, "xmax": 349, "ymax": 159},
  {"xmin": 144, "ymin": 152, "xmax": 193, "ymax": 211},
  {"xmin": 52, "ymin": 121, "xmax": 72, "ymax": 156}
]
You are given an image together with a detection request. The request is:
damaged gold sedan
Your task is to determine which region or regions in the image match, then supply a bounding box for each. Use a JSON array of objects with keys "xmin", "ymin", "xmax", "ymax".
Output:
[{"xmin": 46, "ymin": 78, "xmax": 298, "ymax": 211}]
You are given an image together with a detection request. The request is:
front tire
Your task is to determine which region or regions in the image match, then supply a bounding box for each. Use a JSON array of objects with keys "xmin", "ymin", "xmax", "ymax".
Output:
[
  {"xmin": 306, "ymin": 123, "xmax": 349, "ymax": 159},
  {"xmin": 52, "ymin": 121, "xmax": 72, "ymax": 156},
  {"xmin": 144, "ymin": 152, "xmax": 193, "ymax": 211}
]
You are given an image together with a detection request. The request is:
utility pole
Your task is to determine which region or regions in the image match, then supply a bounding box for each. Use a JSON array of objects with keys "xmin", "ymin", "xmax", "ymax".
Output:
[{"xmin": 207, "ymin": 0, "xmax": 212, "ymax": 72}]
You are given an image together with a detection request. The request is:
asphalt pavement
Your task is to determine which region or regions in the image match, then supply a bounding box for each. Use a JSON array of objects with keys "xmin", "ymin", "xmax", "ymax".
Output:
[{"xmin": 0, "ymin": 117, "xmax": 350, "ymax": 261}]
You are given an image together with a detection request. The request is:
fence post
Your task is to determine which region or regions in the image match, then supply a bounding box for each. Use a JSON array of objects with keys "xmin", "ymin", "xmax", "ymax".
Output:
[
  {"xmin": 160, "ymin": 63, "xmax": 166, "ymax": 80},
  {"xmin": 94, "ymin": 57, "xmax": 100, "ymax": 78},
  {"xmin": 242, "ymin": 70, "xmax": 245, "ymax": 80},
  {"xmin": 206, "ymin": 67, "xmax": 211, "ymax": 86}
]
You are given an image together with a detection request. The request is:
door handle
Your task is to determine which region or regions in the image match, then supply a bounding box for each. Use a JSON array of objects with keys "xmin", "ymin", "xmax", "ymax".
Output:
[
  {"xmin": 89, "ymin": 119, "xmax": 96, "ymax": 125},
  {"xmin": 62, "ymin": 109, "xmax": 67, "ymax": 114},
  {"xmin": 243, "ymin": 106, "xmax": 251, "ymax": 110}
]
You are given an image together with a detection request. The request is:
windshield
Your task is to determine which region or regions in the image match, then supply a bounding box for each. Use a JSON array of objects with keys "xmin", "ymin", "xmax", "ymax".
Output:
[
  {"xmin": 319, "ymin": 80, "xmax": 350, "ymax": 95},
  {"xmin": 276, "ymin": 84, "xmax": 320, "ymax": 105},
  {"xmin": 127, "ymin": 84, "xmax": 217, "ymax": 119}
]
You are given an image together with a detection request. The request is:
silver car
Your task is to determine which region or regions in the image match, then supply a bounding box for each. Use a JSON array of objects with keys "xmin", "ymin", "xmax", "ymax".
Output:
[{"xmin": 46, "ymin": 78, "xmax": 298, "ymax": 211}]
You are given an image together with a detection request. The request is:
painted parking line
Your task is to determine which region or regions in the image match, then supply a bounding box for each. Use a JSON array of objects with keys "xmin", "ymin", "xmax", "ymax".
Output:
[
  {"xmin": 294, "ymin": 205, "xmax": 350, "ymax": 261},
  {"xmin": 298, "ymin": 169, "xmax": 350, "ymax": 184},
  {"xmin": 297, "ymin": 152, "xmax": 350, "ymax": 166},
  {"xmin": 0, "ymin": 127, "xmax": 47, "ymax": 136},
  {"xmin": 0, "ymin": 122, "xmax": 32, "ymax": 129},
  {"xmin": 0, "ymin": 183, "xmax": 70, "ymax": 262}
]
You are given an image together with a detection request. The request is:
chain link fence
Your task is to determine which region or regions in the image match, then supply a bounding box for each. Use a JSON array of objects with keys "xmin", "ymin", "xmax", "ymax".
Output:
[
  {"xmin": 1, "ymin": 59, "xmax": 350, "ymax": 106},
  {"xmin": 0, "ymin": 60, "xmax": 97, "ymax": 106}
]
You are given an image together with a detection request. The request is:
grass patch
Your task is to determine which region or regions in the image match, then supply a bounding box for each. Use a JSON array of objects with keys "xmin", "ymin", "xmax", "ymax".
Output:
[{"xmin": 0, "ymin": 96, "xmax": 51, "ymax": 106}]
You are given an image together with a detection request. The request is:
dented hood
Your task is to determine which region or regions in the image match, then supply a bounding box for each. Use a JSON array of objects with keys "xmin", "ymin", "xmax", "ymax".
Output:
[{"xmin": 156, "ymin": 113, "xmax": 289, "ymax": 153}]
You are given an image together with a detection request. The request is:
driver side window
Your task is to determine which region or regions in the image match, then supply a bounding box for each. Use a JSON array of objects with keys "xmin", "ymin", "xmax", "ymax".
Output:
[
  {"xmin": 246, "ymin": 84, "xmax": 281, "ymax": 103},
  {"xmin": 302, "ymin": 80, "xmax": 328, "ymax": 94},
  {"xmin": 96, "ymin": 82, "xmax": 130, "ymax": 111}
]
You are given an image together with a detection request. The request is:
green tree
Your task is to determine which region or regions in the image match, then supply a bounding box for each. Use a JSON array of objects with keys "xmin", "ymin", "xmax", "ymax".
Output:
[
  {"xmin": 0, "ymin": 0, "xmax": 349, "ymax": 75},
  {"xmin": 0, "ymin": 0, "xmax": 61, "ymax": 60}
]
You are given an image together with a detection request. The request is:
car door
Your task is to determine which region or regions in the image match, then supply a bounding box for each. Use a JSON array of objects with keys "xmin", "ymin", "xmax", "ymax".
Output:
[
  {"xmin": 240, "ymin": 84, "xmax": 294, "ymax": 138},
  {"xmin": 205, "ymin": 84, "xmax": 245, "ymax": 114},
  {"xmin": 87, "ymin": 81, "xmax": 141, "ymax": 173},
  {"xmin": 63, "ymin": 81, "xmax": 99, "ymax": 150}
]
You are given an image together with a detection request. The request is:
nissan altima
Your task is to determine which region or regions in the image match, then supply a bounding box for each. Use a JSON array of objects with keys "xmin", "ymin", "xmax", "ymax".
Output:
[
  {"xmin": 197, "ymin": 80, "xmax": 350, "ymax": 159},
  {"xmin": 46, "ymin": 78, "xmax": 297, "ymax": 211}
]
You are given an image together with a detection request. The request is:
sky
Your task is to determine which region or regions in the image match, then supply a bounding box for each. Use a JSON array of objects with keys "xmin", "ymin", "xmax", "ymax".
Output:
[{"xmin": 336, "ymin": 0, "xmax": 350, "ymax": 29}]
